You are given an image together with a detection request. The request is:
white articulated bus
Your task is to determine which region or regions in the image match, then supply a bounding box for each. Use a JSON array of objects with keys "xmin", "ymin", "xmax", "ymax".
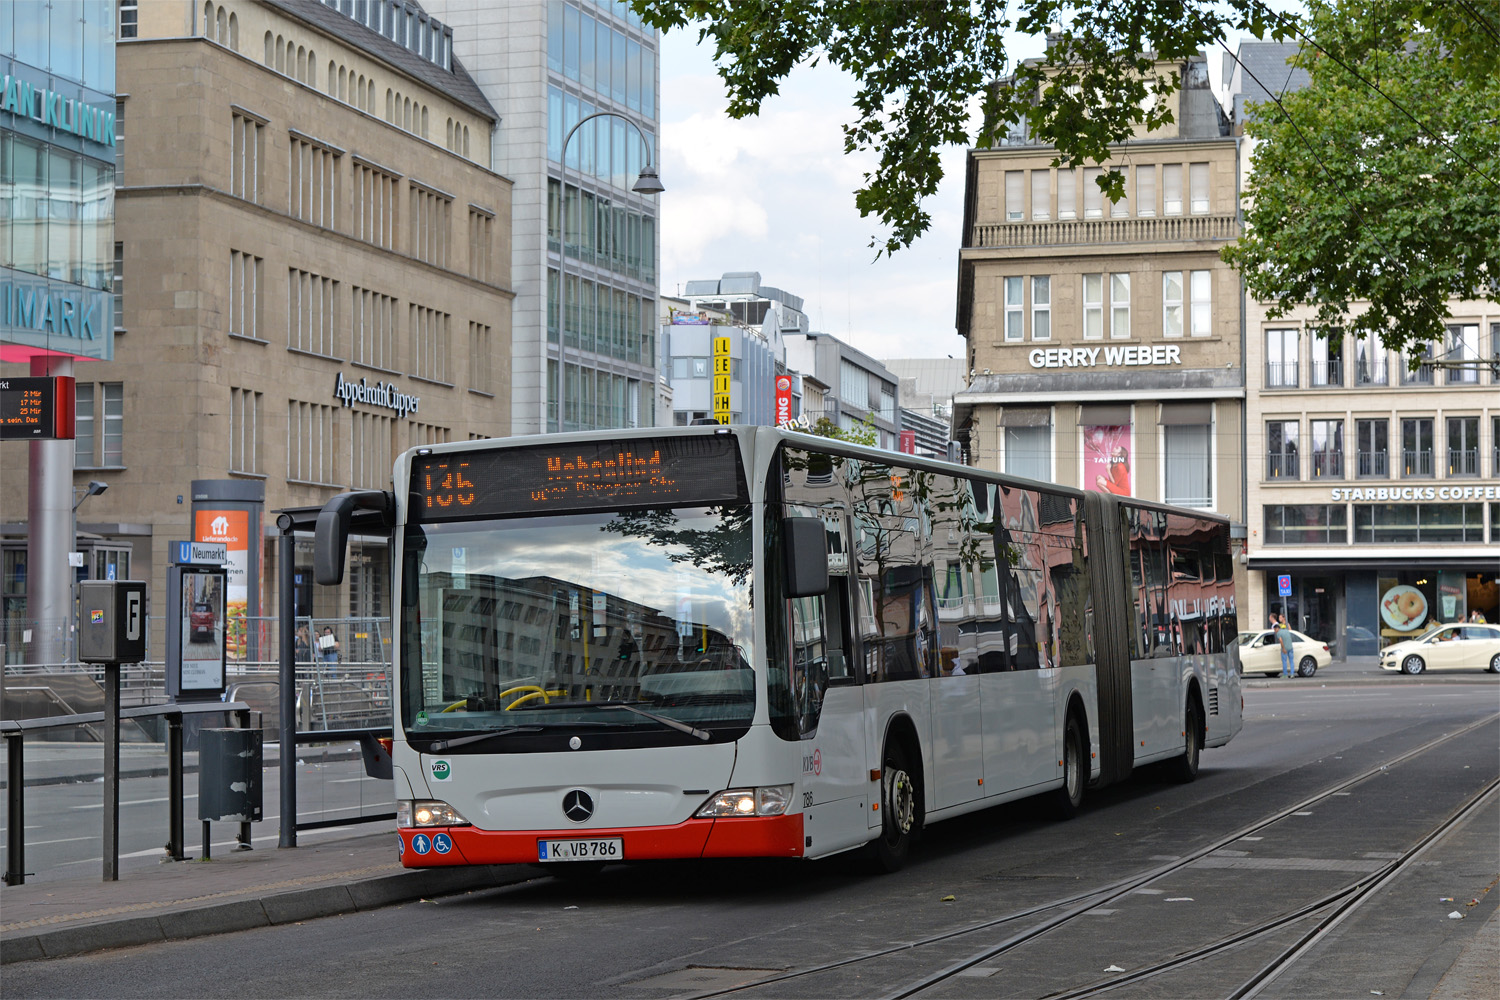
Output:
[{"xmin": 314, "ymin": 425, "xmax": 1242, "ymax": 872}]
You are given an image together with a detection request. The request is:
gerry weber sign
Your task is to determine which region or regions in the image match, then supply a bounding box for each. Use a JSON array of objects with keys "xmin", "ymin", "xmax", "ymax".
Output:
[
  {"xmin": 333, "ymin": 372, "xmax": 420, "ymax": 418},
  {"xmin": 1329, "ymin": 484, "xmax": 1500, "ymax": 503},
  {"xmin": 1029, "ymin": 345, "xmax": 1183, "ymax": 369}
]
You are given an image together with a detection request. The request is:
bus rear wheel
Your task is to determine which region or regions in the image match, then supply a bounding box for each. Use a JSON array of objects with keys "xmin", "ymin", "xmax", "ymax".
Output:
[
  {"xmin": 1050, "ymin": 714, "xmax": 1086, "ymax": 819},
  {"xmin": 869, "ymin": 742, "xmax": 919, "ymax": 873},
  {"xmin": 1167, "ymin": 697, "xmax": 1202, "ymax": 783}
]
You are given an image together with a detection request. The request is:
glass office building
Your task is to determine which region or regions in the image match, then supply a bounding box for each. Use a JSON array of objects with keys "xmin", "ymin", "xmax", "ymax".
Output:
[{"xmin": 1, "ymin": 1, "xmax": 117, "ymax": 363}]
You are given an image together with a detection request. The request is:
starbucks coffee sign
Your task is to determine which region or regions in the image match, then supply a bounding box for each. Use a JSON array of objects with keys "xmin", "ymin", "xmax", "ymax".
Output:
[{"xmin": 1328, "ymin": 483, "xmax": 1500, "ymax": 502}]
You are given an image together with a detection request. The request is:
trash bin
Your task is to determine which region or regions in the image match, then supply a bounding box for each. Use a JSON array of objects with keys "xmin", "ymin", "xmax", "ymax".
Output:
[{"xmin": 198, "ymin": 728, "xmax": 264, "ymax": 823}]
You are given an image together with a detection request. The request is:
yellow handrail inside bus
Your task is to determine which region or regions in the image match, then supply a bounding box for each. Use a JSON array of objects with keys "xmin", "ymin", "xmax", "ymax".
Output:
[{"xmin": 440, "ymin": 700, "xmax": 469, "ymax": 713}]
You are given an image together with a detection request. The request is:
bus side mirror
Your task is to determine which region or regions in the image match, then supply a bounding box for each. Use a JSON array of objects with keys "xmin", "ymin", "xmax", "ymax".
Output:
[
  {"xmin": 314, "ymin": 491, "xmax": 394, "ymax": 586},
  {"xmin": 782, "ymin": 517, "xmax": 828, "ymax": 598}
]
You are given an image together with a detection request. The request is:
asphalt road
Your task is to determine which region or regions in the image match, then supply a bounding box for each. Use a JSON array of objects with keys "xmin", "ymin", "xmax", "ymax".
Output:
[{"xmin": 5, "ymin": 683, "xmax": 1498, "ymax": 999}]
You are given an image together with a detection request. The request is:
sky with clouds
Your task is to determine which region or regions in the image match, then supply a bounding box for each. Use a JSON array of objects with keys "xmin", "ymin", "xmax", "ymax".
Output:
[{"xmin": 654, "ymin": 22, "xmax": 1265, "ymax": 365}]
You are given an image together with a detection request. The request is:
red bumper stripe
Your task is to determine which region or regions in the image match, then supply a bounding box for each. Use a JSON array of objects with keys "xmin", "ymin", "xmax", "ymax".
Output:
[{"xmin": 398, "ymin": 814, "xmax": 804, "ymax": 867}]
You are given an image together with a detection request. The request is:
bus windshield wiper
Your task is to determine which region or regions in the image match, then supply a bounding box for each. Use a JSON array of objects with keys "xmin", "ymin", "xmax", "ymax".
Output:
[
  {"xmin": 596, "ymin": 702, "xmax": 711, "ymax": 741},
  {"xmin": 425, "ymin": 726, "xmax": 542, "ymax": 751}
]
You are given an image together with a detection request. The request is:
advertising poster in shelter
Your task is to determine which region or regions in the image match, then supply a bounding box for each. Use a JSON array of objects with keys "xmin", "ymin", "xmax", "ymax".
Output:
[
  {"xmin": 196, "ymin": 509, "xmax": 251, "ymax": 658},
  {"xmin": 1084, "ymin": 425, "xmax": 1133, "ymax": 496}
]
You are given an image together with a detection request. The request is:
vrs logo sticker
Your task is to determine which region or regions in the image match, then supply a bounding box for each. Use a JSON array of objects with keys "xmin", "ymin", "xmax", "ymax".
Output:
[{"xmin": 430, "ymin": 759, "xmax": 452, "ymax": 781}]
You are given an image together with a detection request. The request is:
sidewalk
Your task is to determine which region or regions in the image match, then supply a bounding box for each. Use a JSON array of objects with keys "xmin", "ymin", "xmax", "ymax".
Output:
[{"xmin": 1, "ymin": 824, "xmax": 529, "ymax": 963}]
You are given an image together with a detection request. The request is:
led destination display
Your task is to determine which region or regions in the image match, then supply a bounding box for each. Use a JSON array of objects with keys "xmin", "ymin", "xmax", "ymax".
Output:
[{"xmin": 410, "ymin": 435, "xmax": 747, "ymax": 521}]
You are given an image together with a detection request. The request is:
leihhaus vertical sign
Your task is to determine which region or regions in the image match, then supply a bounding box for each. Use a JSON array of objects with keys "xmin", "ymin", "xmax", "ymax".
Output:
[{"xmin": 712, "ymin": 336, "xmax": 732, "ymax": 425}]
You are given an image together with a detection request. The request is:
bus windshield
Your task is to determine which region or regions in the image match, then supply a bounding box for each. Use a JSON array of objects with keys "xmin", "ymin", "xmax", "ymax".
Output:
[{"xmin": 400, "ymin": 504, "xmax": 755, "ymax": 743}]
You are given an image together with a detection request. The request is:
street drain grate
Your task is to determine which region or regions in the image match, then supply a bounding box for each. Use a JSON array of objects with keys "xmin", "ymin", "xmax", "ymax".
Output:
[{"xmin": 628, "ymin": 967, "xmax": 784, "ymax": 990}]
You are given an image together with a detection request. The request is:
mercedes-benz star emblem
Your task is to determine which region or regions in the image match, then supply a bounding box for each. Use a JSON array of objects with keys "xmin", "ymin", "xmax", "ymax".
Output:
[{"xmin": 562, "ymin": 790, "xmax": 594, "ymax": 823}]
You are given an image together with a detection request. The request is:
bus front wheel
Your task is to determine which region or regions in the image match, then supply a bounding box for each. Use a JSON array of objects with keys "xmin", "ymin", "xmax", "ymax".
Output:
[{"xmin": 869, "ymin": 742, "xmax": 919, "ymax": 873}]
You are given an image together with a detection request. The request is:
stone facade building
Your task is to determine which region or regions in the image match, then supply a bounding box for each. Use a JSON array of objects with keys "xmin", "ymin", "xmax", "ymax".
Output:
[
  {"xmin": 1, "ymin": 0, "xmax": 513, "ymax": 655},
  {"xmin": 953, "ymin": 55, "xmax": 1245, "ymax": 530}
]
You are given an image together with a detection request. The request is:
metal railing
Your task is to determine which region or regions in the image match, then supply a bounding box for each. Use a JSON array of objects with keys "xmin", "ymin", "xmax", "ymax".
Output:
[
  {"xmin": 1448, "ymin": 449, "xmax": 1479, "ymax": 477},
  {"xmin": 1356, "ymin": 450, "xmax": 1389, "ymax": 477},
  {"xmin": 3, "ymin": 701, "xmax": 252, "ymax": 886},
  {"xmin": 1265, "ymin": 361, "xmax": 1299, "ymax": 388},
  {"xmin": 1310, "ymin": 360, "xmax": 1343, "ymax": 387},
  {"xmin": 1311, "ymin": 452, "xmax": 1344, "ymax": 478},
  {"xmin": 1355, "ymin": 361, "xmax": 1389, "ymax": 385},
  {"xmin": 1402, "ymin": 449, "xmax": 1435, "ymax": 477},
  {"xmin": 969, "ymin": 214, "xmax": 1239, "ymax": 249},
  {"xmin": 1267, "ymin": 453, "xmax": 1300, "ymax": 480}
]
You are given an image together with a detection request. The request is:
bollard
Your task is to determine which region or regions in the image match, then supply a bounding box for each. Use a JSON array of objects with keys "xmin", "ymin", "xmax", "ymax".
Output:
[
  {"xmin": 167, "ymin": 713, "xmax": 186, "ymax": 861},
  {"xmin": 4, "ymin": 731, "xmax": 24, "ymax": 886}
]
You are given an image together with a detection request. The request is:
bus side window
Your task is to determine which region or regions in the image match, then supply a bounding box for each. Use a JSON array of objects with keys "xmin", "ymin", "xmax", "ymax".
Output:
[{"xmin": 790, "ymin": 595, "xmax": 829, "ymax": 735}]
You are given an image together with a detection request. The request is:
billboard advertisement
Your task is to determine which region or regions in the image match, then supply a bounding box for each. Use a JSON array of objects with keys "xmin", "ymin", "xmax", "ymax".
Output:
[
  {"xmin": 774, "ymin": 375, "xmax": 793, "ymax": 427},
  {"xmin": 196, "ymin": 509, "xmax": 251, "ymax": 658},
  {"xmin": 1084, "ymin": 424, "xmax": 1133, "ymax": 496}
]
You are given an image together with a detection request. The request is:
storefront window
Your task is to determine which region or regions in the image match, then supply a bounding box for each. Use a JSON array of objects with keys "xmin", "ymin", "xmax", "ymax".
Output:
[
  {"xmin": 1264, "ymin": 505, "xmax": 1347, "ymax": 545},
  {"xmin": 1353, "ymin": 503, "xmax": 1484, "ymax": 544}
]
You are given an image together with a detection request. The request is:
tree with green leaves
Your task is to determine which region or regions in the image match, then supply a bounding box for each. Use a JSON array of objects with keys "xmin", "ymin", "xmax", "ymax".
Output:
[
  {"xmin": 637, "ymin": 0, "xmax": 1499, "ymax": 354},
  {"xmin": 810, "ymin": 414, "xmax": 877, "ymax": 446},
  {"xmin": 1223, "ymin": 0, "xmax": 1500, "ymax": 356}
]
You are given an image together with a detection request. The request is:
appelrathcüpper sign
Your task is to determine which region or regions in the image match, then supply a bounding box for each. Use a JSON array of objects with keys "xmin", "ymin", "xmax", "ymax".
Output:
[{"xmin": 334, "ymin": 372, "xmax": 420, "ymax": 418}]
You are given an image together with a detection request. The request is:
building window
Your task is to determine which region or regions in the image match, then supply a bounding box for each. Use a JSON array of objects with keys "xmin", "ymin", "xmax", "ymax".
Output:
[
  {"xmin": 1402, "ymin": 343, "xmax": 1435, "ymax": 385},
  {"xmin": 468, "ymin": 207, "xmax": 494, "ymax": 283},
  {"xmin": 1266, "ymin": 328, "xmax": 1299, "ymax": 388},
  {"xmin": 288, "ymin": 268, "xmax": 339, "ymax": 357},
  {"xmin": 1005, "ymin": 170, "xmax": 1023, "ymax": 222},
  {"xmin": 229, "ymin": 387, "xmax": 261, "ymax": 474},
  {"xmin": 114, "ymin": 100, "xmax": 125, "ymax": 178},
  {"xmin": 113, "ymin": 242, "xmax": 125, "ymax": 330},
  {"xmin": 1264, "ymin": 505, "xmax": 1347, "ymax": 545},
  {"xmin": 1353, "ymin": 503, "xmax": 1484, "ymax": 544},
  {"xmin": 1082, "ymin": 274, "xmax": 1103, "ymax": 340},
  {"xmin": 1355, "ymin": 332, "xmax": 1388, "ymax": 385},
  {"xmin": 350, "ymin": 287, "xmax": 396, "ymax": 370},
  {"xmin": 1110, "ymin": 171, "xmax": 1129, "ymax": 217},
  {"xmin": 353, "ymin": 160, "xmax": 400, "ymax": 250},
  {"xmin": 1267, "ymin": 420, "xmax": 1299, "ymax": 480},
  {"xmin": 1491, "ymin": 323, "xmax": 1500, "ymax": 380},
  {"xmin": 1110, "ymin": 273, "xmax": 1130, "ymax": 339},
  {"xmin": 350, "ymin": 411, "xmax": 392, "ymax": 489},
  {"xmin": 1162, "ymin": 164, "xmax": 1183, "ymax": 216},
  {"xmin": 1447, "ymin": 416, "xmax": 1480, "ymax": 477},
  {"xmin": 1310, "ymin": 333, "xmax": 1342, "ymax": 386},
  {"xmin": 119, "ymin": 0, "xmax": 138, "ymax": 38},
  {"xmin": 1401, "ymin": 417, "xmax": 1434, "ymax": 477},
  {"xmin": 1163, "ymin": 424, "xmax": 1212, "ymax": 508},
  {"xmin": 410, "ymin": 304, "xmax": 451, "ymax": 382},
  {"xmin": 1057, "ymin": 168, "xmax": 1076, "ymax": 220},
  {"xmin": 469, "ymin": 321, "xmax": 492, "ymax": 394},
  {"xmin": 1004, "ymin": 424, "xmax": 1051, "ymax": 481},
  {"xmin": 76, "ymin": 383, "xmax": 124, "ymax": 468},
  {"xmin": 1031, "ymin": 276, "xmax": 1050, "ymax": 341},
  {"xmin": 1162, "ymin": 271, "xmax": 1183, "ymax": 338},
  {"xmin": 1310, "ymin": 419, "xmax": 1343, "ymax": 478},
  {"xmin": 289, "ymin": 134, "xmax": 339, "ymax": 229},
  {"xmin": 1190, "ymin": 270, "xmax": 1211, "ymax": 336},
  {"xmin": 1189, "ymin": 162, "xmax": 1209, "ymax": 214},
  {"xmin": 1494, "ymin": 415, "xmax": 1500, "ymax": 477},
  {"xmin": 287, "ymin": 400, "xmax": 337, "ymax": 485},
  {"xmin": 1083, "ymin": 167, "xmax": 1103, "ymax": 219},
  {"xmin": 1356, "ymin": 419, "xmax": 1388, "ymax": 477},
  {"xmin": 230, "ymin": 110, "xmax": 263, "ymax": 203},
  {"xmin": 1030, "ymin": 170, "xmax": 1049, "ymax": 220},
  {"xmin": 1445, "ymin": 324, "xmax": 1479, "ymax": 385},
  {"xmin": 229, "ymin": 250, "xmax": 261, "ymax": 340},
  {"xmin": 1135, "ymin": 165, "xmax": 1156, "ymax": 217},
  {"xmin": 1004, "ymin": 276, "xmax": 1023, "ymax": 342},
  {"xmin": 408, "ymin": 183, "xmax": 452, "ymax": 267},
  {"xmin": 409, "ymin": 422, "xmax": 451, "ymax": 449}
]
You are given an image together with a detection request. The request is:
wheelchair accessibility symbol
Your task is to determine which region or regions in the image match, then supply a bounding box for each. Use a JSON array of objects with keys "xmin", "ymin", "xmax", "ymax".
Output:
[
  {"xmin": 433, "ymin": 834, "xmax": 453, "ymax": 855},
  {"xmin": 412, "ymin": 834, "xmax": 432, "ymax": 855}
]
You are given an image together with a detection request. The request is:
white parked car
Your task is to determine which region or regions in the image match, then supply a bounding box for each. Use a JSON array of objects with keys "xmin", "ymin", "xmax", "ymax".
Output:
[
  {"xmin": 1380, "ymin": 623, "xmax": 1500, "ymax": 675},
  {"xmin": 1235, "ymin": 629, "xmax": 1331, "ymax": 677}
]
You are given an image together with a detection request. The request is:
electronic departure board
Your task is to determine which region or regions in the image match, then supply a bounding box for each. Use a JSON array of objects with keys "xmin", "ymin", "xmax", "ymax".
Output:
[
  {"xmin": 410, "ymin": 435, "xmax": 748, "ymax": 522},
  {"xmin": 0, "ymin": 376, "xmax": 75, "ymax": 441}
]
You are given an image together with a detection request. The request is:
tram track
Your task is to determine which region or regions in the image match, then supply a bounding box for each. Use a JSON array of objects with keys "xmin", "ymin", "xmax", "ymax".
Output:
[{"xmin": 674, "ymin": 710, "xmax": 1500, "ymax": 1000}]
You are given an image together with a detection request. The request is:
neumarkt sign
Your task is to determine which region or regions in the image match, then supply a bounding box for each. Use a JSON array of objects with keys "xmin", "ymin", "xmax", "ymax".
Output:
[
  {"xmin": 1, "ymin": 74, "xmax": 116, "ymax": 148},
  {"xmin": 333, "ymin": 372, "xmax": 420, "ymax": 419}
]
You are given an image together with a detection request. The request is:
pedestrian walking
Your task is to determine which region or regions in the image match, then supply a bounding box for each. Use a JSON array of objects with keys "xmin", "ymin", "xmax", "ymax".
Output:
[
  {"xmin": 1277, "ymin": 614, "xmax": 1296, "ymax": 677},
  {"xmin": 317, "ymin": 626, "xmax": 341, "ymax": 677}
]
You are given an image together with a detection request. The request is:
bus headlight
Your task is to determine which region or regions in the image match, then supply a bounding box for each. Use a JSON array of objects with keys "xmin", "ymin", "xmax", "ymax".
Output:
[
  {"xmin": 694, "ymin": 785, "xmax": 793, "ymax": 818},
  {"xmin": 398, "ymin": 800, "xmax": 471, "ymax": 827}
]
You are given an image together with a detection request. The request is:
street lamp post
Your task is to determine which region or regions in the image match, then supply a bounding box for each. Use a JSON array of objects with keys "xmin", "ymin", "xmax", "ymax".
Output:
[{"xmin": 555, "ymin": 110, "xmax": 664, "ymax": 434}]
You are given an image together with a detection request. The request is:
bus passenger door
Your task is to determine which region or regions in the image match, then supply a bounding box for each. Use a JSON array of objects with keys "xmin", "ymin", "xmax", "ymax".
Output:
[{"xmin": 795, "ymin": 574, "xmax": 869, "ymax": 855}]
